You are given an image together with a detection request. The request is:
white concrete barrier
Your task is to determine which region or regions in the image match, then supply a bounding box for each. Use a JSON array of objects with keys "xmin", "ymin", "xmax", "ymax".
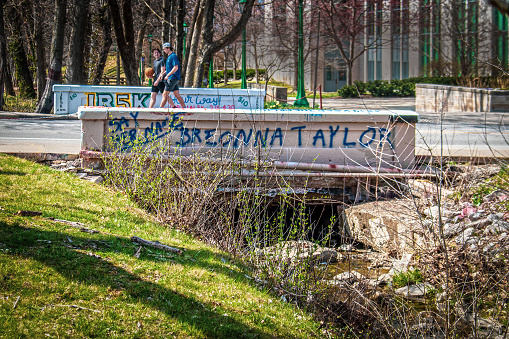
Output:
[
  {"xmin": 416, "ymin": 83, "xmax": 509, "ymax": 113},
  {"xmin": 78, "ymin": 107, "xmax": 418, "ymax": 171},
  {"xmin": 53, "ymin": 85, "xmax": 265, "ymax": 114}
]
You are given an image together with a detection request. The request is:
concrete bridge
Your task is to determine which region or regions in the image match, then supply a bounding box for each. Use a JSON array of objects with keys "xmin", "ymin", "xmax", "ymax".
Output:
[{"xmin": 77, "ymin": 106, "xmax": 425, "ymax": 202}]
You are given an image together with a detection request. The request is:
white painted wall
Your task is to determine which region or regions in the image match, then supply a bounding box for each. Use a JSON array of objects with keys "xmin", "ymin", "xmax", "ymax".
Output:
[{"xmin": 53, "ymin": 85, "xmax": 265, "ymax": 115}]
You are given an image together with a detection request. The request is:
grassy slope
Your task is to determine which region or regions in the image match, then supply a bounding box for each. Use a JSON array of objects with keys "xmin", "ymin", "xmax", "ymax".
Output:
[{"xmin": 0, "ymin": 154, "xmax": 320, "ymax": 338}]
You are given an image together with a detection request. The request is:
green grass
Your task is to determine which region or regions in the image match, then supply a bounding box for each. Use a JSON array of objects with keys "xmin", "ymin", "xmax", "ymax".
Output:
[
  {"xmin": 391, "ymin": 269, "xmax": 424, "ymax": 289},
  {"xmin": 2, "ymin": 94, "xmax": 37, "ymax": 113},
  {"xmin": 0, "ymin": 154, "xmax": 321, "ymax": 338},
  {"xmin": 471, "ymin": 165, "xmax": 509, "ymax": 207}
]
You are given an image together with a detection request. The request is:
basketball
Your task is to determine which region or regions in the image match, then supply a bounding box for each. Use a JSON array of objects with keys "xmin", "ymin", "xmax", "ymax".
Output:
[{"xmin": 145, "ymin": 67, "xmax": 155, "ymax": 77}]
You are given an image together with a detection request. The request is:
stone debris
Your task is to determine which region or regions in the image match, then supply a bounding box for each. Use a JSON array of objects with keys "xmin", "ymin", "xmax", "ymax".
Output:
[
  {"xmin": 331, "ymin": 271, "xmax": 366, "ymax": 283},
  {"xmin": 394, "ymin": 282, "xmax": 434, "ymax": 298},
  {"xmin": 343, "ymin": 200, "xmax": 424, "ymax": 255},
  {"xmin": 406, "ymin": 179, "xmax": 454, "ymax": 199},
  {"xmin": 338, "ymin": 243, "xmax": 355, "ymax": 252},
  {"xmin": 423, "ymin": 205, "xmax": 457, "ymax": 220},
  {"xmin": 255, "ymin": 240, "xmax": 340, "ymax": 264},
  {"xmin": 47, "ymin": 159, "xmax": 105, "ymax": 184},
  {"xmin": 455, "ymin": 300, "xmax": 506, "ymax": 334}
]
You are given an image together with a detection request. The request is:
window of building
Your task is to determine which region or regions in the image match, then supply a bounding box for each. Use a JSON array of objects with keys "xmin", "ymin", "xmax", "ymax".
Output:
[
  {"xmin": 454, "ymin": 0, "xmax": 479, "ymax": 76},
  {"xmin": 493, "ymin": 8, "xmax": 507, "ymax": 71},
  {"xmin": 392, "ymin": 0, "xmax": 409, "ymax": 79},
  {"xmin": 367, "ymin": 0, "xmax": 383, "ymax": 81},
  {"xmin": 420, "ymin": 0, "xmax": 441, "ymax": 76}
]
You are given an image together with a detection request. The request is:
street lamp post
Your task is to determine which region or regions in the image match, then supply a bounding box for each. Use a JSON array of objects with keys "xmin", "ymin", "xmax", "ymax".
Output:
[
  {"xmin": 293, "ymin": 0, "xmax": 309, "ymax": 107},
  {"xmin": 209, "ymin": 61, "xmax": 214, "ymax": 88},
  {"xmin": 148, "ymin": 33, "xmax": 153, "ymax": 86},
  {"xmin": 239, "ymin": 0, "xmax": 247, "ymax": 89}
]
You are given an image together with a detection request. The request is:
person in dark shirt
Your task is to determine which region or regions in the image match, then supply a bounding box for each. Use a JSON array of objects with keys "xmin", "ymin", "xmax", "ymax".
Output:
[
  {"xmin": 161, "ymin": 42, "xmax": 186, "ymax": 109},
  {"xmin": 149, "ymin": 48, "xmax": 166, "ymax": 108}
]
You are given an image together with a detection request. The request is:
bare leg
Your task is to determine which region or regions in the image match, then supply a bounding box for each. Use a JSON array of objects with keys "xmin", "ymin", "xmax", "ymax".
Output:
[
  {"xmin": 163, "ymin": 91, "xmax": 176, "ymax": 107},
  {"xmin": 173, "ymin": 90, "xmax": 186, "ymax": 108},
  {"xmin": 160, "ymin": 91, "xmax": 174, "ymax": 108},
  {"xmin": 149, "ymin": 92, "xmax": 157, "ymax": 108}
]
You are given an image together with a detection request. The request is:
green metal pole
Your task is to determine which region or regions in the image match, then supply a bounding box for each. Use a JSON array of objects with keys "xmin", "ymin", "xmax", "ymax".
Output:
[
  {"xmin": 209, "ymin": 59, "xmax": 214, "ymax": 88},
  {"xmin": 293, "ymin": 0, "xmax": 309, "ymax": 107},
  {"xmin": 241, "ymin": 28, "xmax": 247, "ymax": 89},
  {"xmin": 183, "ymin": 22, "xmax": 188, "ymax": 59}
]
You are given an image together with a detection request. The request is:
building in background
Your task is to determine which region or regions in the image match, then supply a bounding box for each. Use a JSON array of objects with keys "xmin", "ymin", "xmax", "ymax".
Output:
[{"xmin": 248, "ymin": 0, "xmax": 508, "ymax": 92}]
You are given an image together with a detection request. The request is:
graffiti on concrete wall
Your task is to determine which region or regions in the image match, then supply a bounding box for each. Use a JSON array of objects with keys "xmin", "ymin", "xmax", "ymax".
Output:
[
  {"xmin": 82, "ymin": 92, "xmax": 244, "ymax": 109},
  {"xmin": 108, "ymin": 112, "xmax": 394, "ymax": 151}
]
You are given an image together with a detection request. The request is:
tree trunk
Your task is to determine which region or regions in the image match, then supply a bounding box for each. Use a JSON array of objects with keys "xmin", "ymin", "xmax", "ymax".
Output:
[
  {"xmin": 185, "ymin": 0, "xmax": 205, "ymax": 87},
  {"xmin": 107, "ymin": 0, "xmax": 140, "ymax": 86},
  {"xmin": 65, "ymin": 0, "xmax": 90, "ymax": 85},
  {"xmin": 169, "ymin": 0, "xmax": 175, "ymax": 44},
  {"xmin": 175, "ymin": 0, "xmax": 185, "ymax": 63},
  {"xmin": 8, "ymin": 6, "xmax": 36, "ymax": 98},
  {"xmin": 0, "ymin": 0, "xmax": 14, "ymax": 99},
  {"xmin": 488, "ymin": 0, "xmax": 509, "ymax": 15},
  {"xmin": 192, "ymin": 0, "xmax": 215, "ymax": 88},
  {"xmin": 252, "ymin": 40, "xmax": 259, "ymax": 83},
  {"xmin": 223, "ymin": 48, "xmax": 228, "ymax": 85},
  {"xmin": 3, "ymin": 63, "xmax": 14, "ymax": 97},
  {"xmin": 162, "ymin": 0, "xmax": 171, "ymax": 44},
  {"xmin": 36, "ymin": 0, "xmax": 67, "ymax": 113},
  {"xmin": 34, "ymin": 1, "xmax": 46, "ymax": 99},
  {"xmin": 135, "ymin": 3, "xmax": 150, "ymax": 83},
  {"xmin": 67, "ymin": 0, "xmax": 90, "ymax": 84},
  {"xmin": 193, "ymin": 0, "xmax": 256, "ymax": 88},
  {"xmin": 91, "ymin": 0, "xmax": 112, "ymax": 85},
  {"xmin": 0, "ymin": 0, "xmax": 5, "ymax": 109},
  {"xmin": 182, "ymin": 0, "xmax": 202, "ymax": 84}
]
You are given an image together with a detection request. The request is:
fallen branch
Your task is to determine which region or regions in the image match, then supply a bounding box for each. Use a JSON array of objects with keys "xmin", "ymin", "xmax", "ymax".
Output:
[
  {"xmin": 131, "ymin": 236, "xmax": 183, "ymax": 254},
  {"xmin": 134, "ymin": 246, "xmax": 142, "ymax": 258},
  {"xmin": 47, "ymin": 218, "xmax": 99, "ymax": 234},
  {"xmin": 17, "ymin": 210, "xmax": 42, "ymax": 216},
  {"xmin": 13, "ymin": 296, "xmax": 20, "ymax": 309},
  {"xmin": 54, "ymin": 304, "xmax": 101, "ymax": 313}
]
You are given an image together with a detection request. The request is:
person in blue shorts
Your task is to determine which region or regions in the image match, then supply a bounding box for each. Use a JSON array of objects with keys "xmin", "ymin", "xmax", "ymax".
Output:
[
  {"xmin": 149, "ymin": 48, "xmax": 166, "ymax": 108},
  {"xmin": 161, "ymin": 42, "xmax": 186, "ymax": 109}
]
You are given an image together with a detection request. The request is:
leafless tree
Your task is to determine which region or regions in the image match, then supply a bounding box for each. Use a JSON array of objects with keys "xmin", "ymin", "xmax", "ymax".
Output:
[
  {"xmin": 36, "ymin": 0, "xmax": 67, "ymax": 113},
  {"xmin": 107, "ymin": 0, "xmax": 140, "ymax": 85},
  {"xmin": 188, "ymin": 0, "xmax": 256, "ymax": 87},
  {"xmin": 66, "ymin": 0, "xmax": 91, "ymax": 84},
  {"xmin": 91, "ymin": 0, "xmax": 113, "ymax": 85}
]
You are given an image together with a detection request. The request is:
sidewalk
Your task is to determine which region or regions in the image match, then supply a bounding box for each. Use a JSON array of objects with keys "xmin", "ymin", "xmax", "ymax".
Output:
[{"xmin": 0, "ymin": 111, "xmax": 79, "ymax": 120}]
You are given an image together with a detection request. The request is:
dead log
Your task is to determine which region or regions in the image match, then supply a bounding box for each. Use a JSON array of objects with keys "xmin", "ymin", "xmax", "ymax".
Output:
[
  {"xmin": 17, "ymin": 210, "xmax": 42, "ymax": 216},
  {"xmin": 131, "ymin": 236, "xmax": 183, "ymax": 254},
  {"xmin": 47, "ymin": 218, "xmax": 99, "ymax": 234}
]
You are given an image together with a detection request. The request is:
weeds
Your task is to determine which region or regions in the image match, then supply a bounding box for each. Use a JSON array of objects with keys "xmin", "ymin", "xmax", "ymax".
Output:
[
  {"xmin": 2, "ymin": 94, "xmax": 37, "ymax": 112},
  {"xmin": 392, "ymin": 269, "xmax": 424, "ymax": 288},
  {"xmin": 98, "ymin": 104, "xmax": 509, "ymax": 338}
]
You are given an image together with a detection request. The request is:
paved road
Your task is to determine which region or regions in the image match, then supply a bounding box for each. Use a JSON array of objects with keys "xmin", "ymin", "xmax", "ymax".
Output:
[
  {"xmin": 0, "ymin": 119, "xmax": 80, "ymax": 154},
  {"xmin": 0, "ymin": 98, "xmax": 508, "ymax": 158}
]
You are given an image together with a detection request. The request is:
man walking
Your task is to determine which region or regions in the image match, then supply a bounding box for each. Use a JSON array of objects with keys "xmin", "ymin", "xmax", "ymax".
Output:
[
  {"xmin": 148, "ymin": 48, "xmax": 165, "ymax": 108},
  {"xmin": 161, "ymin": 42, "xmax": 186, "ymax": 109}
]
